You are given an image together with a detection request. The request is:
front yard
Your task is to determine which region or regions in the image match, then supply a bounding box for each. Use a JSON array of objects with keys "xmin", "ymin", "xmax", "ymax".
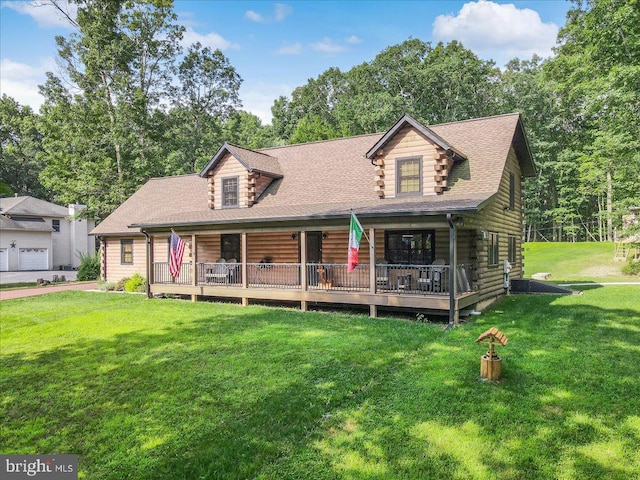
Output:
[{"xmin": 1, "ymin": 288, "xmax": 639, "ymax": 479}]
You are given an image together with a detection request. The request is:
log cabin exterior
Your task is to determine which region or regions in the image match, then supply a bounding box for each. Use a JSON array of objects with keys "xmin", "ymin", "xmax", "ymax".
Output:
[{"xmin": 92, "ymin": 113, "xmax": 535, "ymax": 324}]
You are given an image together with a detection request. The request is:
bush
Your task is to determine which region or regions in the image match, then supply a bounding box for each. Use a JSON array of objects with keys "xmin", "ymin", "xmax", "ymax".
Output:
[
  {"xmin": 622, "ymin": 259, "xmax": 640, "ymax": 276},
  {"xmin": 77, "ymin": 252, "xmax": 100, "ymax": 281},
  {"xmin": 124, "ymin": 273, "xmax": 147, "ymax": 293},
  {"xmin": 97, "ymin": 280, "xmax": 116, "ymax": 291},
  {"xmin": 115, "ymin": 277, "xmax": 130, "ymax": 291}
]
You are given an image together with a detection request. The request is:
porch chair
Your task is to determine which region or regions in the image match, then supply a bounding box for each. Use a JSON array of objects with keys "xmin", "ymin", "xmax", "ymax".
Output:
[
  {"xmin": 206, "ymin": 258, "xmax": 229, "ymax": 284},
  {"xmin": 376, "ymin": 265, "xmax": 390, "ymax": 290},
  {"xmin": 431, "ymin": 259, "xmax": 446, "ymax": 293}
]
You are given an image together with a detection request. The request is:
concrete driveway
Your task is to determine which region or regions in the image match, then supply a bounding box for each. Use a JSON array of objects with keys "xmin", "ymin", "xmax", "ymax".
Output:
[{"xmin": 0, "ymin": 270, "xmax": 78, "ymax": 284}]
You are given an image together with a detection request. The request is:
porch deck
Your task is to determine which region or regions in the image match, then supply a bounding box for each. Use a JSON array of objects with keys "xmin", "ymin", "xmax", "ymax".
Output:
[{"xmin": 150, "ymin": 262, "xmax": 479, "ymax": 314}]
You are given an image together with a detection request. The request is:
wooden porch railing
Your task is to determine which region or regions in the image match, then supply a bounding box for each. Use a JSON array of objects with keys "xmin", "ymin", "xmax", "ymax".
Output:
[{"xmin": 151, "ymin": 262, "xmax": 473, "ymax": 295}]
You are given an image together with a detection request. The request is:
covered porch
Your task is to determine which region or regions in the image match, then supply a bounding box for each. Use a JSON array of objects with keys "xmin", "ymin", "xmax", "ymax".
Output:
[{"xmin": 144, "ymin": 218, "xmax": 479, "ymax": 323}]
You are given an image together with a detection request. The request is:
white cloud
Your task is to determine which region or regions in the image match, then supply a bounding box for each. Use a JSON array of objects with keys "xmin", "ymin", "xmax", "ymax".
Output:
[
  {"xmin": 240, "ymin": 82, "xmax": 293, "ymax": 124},
  {"xmin": 310, "ymin": 37, "xmax": 348, "ymax": 54},
  {"xmin": 0, "ymin": 57, "xmax": 57, "ymax": 111},
  {"xmin": 2, "ymin": 0, "xmax": 77, "ymax": 28},
  {"xmin": 244, "ymin": 10, "xmax": 265, "ymax": 23},
  {"xmin": 274, "ymin": 3, "xmax": 292, "ymax": 22},
  {"xmin": 432, "ymin": 0, "xmax": 558, "ymax": 64},
  {"xmin": 275, "ymin": 42, "xmax": 302, "ymax": 55},
  {"xmin": 181, "ymin": 27, "xmax": 240, "ymax": 51},
  {"xmin": 345, "ymin": 35, "xmax": 363, "ymax": 44}
]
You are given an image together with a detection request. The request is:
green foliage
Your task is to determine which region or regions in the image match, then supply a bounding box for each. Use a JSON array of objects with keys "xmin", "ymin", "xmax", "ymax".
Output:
[
  {"xmin": 76, "ymin": 251, "xmax": 100, "ymax": 281},
  {"xmin": 0, "ymin": 95, "xmax": 49, "ymax": 199},
  {"xmin": 2, "ymin": 288, "xmax": 640, "ymax": 478},
  {"xmin": 115, "ymin": 277, "xmax": 130, "ymax": 292},
  {"xmin": 124, "ymin": 273, "xmax": 146, "ymax": 292},
  {"xmin": 622, "ymin": 258, "xmax": 640, "ymax": 276}
]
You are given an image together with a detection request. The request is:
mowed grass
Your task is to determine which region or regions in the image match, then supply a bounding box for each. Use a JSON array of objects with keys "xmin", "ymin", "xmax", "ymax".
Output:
[
  {"xmin": 2, "ymin": 289, "xmax": 640, "ymax": 479},
  {"xmin": 523, "ymin": 242, "xmax": 632, "ymax": 283}
]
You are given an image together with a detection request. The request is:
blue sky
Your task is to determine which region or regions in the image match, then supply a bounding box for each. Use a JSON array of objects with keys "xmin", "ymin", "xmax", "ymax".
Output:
[{"xmin": 0, "ymin": 0, "xmax": 572, "ymax": 123}]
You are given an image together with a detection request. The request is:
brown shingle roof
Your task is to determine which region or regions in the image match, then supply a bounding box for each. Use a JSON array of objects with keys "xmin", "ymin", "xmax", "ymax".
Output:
[
  {"xmin": 93, "ymin": 113, "xmax": 534, "ymax": 234},
  {"xmin": 201, "ymin": 143, "xmax": 283, "ymax": 177},
  {"xmin": 0, "ymin": 214, "xmax": 54, "ymax": 232},
  {"xmin": 0, "ymin": 196, "xmax": 68, "ymax": 217}
]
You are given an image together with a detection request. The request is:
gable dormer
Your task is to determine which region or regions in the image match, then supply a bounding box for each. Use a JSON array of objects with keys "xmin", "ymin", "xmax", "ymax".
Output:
[
  {"xmin": 200, "ymin": 143, "xmax": 282, "ymax": 209},
  {"xmin": 365, "ymin": 114, "xmax": 466, "ymax": 198}
]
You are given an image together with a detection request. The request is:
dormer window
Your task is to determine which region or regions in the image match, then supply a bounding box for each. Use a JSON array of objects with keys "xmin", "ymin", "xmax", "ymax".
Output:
[
  {"xmin": 222, "ymin": 177, "xmax": 239, "ymax": 208},
  {"xmin": 396, "ymin": 156, "xmax": 422, "ymax": 195}
]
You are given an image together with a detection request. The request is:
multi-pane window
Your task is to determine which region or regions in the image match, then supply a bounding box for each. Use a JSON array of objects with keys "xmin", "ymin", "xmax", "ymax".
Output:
[
  {"xmin": 508, "ymin": 235, "xmax": 517, "ymax": 264},
  {"xmin": 221, "ymin": 234, "xmax": 240, "ymax": 261},
  {"xmin": 222, "ymin": 177, "xmax": 239, "ymax": 208},
  {"xmin": 488, "ymin": 232, "xmax": 499, "ymax": 266},
  {"xmin": 121, "ymin": 239, "xmax": 133, "ymax": 264},
  {"xmin": 385, "ymin": 230, "xmax": 435, "ymax": 265},
  {"xmin": 396, "ymin": 157, "xmax": 422, "ymax": 195},
  {"xmin": 52, "ymin": 219, "xmax": 61, "ymax": 233}
]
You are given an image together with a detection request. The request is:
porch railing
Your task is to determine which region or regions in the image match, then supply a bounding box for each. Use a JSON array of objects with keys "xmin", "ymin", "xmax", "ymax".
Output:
[
  {"xmin": 247, "ymin": 263, "xmax": 301, "ymax": 289},
  {"xmin": 153, "ymin": 261, "xmax": 473, "ymax": 295},
  {"xmin": 153, "ymin": 262, "xmax": 192, "ymax": 285},
  {"xmin": 307, "ymin": 263, "xmax": 370, "ymax": 291}
]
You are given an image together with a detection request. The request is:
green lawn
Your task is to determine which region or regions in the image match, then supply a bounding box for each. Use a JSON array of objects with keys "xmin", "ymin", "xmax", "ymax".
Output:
[
  {"xmin": 2, "ymin": 290, "xmax": 640, "ymax": 479},
  {"xmin": 523, "ymin": 242, "xmax": 634, "ymax": 283}
]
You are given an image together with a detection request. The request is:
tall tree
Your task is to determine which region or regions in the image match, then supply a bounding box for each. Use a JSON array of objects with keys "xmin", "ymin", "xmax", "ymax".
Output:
[
  {"xmin": 168, "ymin": 42, "xmax": 242, "ymax": 173},
  {"xmin": 545, "ymin": 0, "xmax": 640, "ymax": 240},
  {"xmin": 39, "ymin": 0, "xmax": 184, "ymax": 218},
  {"xmin": 0, "ymin": 95, "xmax": 48, "ymax": 199}
]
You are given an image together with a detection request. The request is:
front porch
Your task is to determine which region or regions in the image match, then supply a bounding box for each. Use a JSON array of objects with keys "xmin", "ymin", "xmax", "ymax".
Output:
[
  {"xmin": 144, "ymin": 223, "xmax": 478, "ymax": 321},
  {"xmin": 150, "ymin": 262, "xmax": 477, "ymax": 318}
]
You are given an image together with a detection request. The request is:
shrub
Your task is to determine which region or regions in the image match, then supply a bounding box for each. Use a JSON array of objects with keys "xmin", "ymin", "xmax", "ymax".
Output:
[
  {"xmin": 622, "ymin": 259, "xmax": 640, "ymax": 276},
  {"xmin": 97, "ymin": 280, "xmax": 116, "ymax": 291},
  {"xmin": 115, "ymin": 277, "xmax": 130, "ymax": 291},
  {"xmin": 77, "ymin": 252, "xmax": 100, "ymax": 281},
  {"xmin": 124, "ymin": 273, "xmax": 147, "ymax": 293}
]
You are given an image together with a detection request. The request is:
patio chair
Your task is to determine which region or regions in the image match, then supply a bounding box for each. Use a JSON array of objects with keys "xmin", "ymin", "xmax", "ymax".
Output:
[
  {"xmin": 431, "ymin": 259, "xmax": 446, "ymax": 293},
  {"xmin": 206, "ymin": 258, "xmax": 229, "ymax": 284},
  {"xmin": 376, "ymin": 265, "xmax": 390, "ymax": 290}
]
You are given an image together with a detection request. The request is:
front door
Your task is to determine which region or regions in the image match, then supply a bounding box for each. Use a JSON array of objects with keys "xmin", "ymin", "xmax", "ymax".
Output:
[
  {"xmin": 306, "ymin": 232, "xmax": 322, "ymax": 263},
  {"xmin": 306, "ymin": 232, "xmax": 322, "ymax": 286}
]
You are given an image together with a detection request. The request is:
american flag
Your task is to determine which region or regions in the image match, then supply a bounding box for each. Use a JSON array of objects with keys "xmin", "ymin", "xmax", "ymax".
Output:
[{"xmin": 169, "ymin": 230, "xmax": 186, "ymax": 278}]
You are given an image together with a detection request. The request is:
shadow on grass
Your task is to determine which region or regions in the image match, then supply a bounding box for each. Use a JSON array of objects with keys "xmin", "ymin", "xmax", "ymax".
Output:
[{"xmin": 2, "ymin": 292, "xmax": 640, "ymax": 479}]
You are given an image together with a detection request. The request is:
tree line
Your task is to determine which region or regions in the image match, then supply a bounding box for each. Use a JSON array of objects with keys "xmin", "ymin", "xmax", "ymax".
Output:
[{"xmin": 1, "ymin": 0, "xmax": 638, "ymax": 241}]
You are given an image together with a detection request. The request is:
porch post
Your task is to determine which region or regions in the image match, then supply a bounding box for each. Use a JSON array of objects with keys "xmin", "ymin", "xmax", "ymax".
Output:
[
  {"xmin": 447, "ymin": 214, "xmax": 459, "ymax": 327},
  {"xmin": 145, "ymin": 231, "xmax": 153, "ymax": 299},
  {"xmin": 191, "ymin": 234, "xmax": 197, "ymax": 302},
  {"xmin": 300, "ymin": 231, "xmax": 307, "ymax": 312},
  {"xmin": 241, "ymin": 232, "xmax": 248, "ymax": 306},
  {"xmin": 369, "ymin": 228, "xmax": 377, "ymax": 318}
]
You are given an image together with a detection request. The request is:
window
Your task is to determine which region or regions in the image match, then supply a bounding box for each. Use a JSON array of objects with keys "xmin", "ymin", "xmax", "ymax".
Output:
[
  {"xmin": 221, "ymin": 234, "xmax": 240, "ymax": 261},
  {"xmin": 509, "ymin": 172, "xmax": 516, "ymax": 210},
  {"xmin": 385, "ymin": 230, "xmax": 435, "ymax": 265},
  {"xmin": 488, "ymin": 232, "xmax": 499, "ymax": 266},
  {"xmin": 52, "ymin": 219, "xmax": 60, "ymax": 233},
  {"xmin": 121, "ymin": 239, "xmax": 133, "ymax": 264},
  {"xmin": 508, "ymin": 235, "xmax": 517, "ymax": 264},
  {"xmin": 222, "ymin": 177, "xmax": 239, "ymax": 208},
  {"xmin": 396, "ymin": 157, "xmax": 422, "ymax": 195}
]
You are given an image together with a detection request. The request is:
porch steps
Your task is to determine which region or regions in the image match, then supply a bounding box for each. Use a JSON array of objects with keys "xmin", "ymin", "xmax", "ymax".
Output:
[{"xmin": 510, "ymin": 279, "xmax": 574, "ymax": 295}]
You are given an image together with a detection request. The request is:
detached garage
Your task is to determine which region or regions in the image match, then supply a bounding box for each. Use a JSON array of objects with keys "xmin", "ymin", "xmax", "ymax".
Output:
[{"xmin": 19, "ymin": 248, "xmax": 49, "ymax": 271}]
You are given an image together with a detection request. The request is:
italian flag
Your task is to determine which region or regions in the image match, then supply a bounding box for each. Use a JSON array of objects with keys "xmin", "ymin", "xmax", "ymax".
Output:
[{"xmin": 347, "ymin": 212, "xmax": 364, "ymax": 272}]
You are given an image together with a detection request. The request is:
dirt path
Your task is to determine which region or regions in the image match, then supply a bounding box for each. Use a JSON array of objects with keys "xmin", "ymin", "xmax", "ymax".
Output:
[{"xmin": 0, "ymin": 283, "xmax": 99, "ymax": 301}]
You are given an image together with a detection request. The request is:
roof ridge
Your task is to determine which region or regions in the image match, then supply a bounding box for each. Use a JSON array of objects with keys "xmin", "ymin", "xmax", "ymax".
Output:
[
  {"xmin": 258, "ymin": 132, "xmax": 383, "ymax": 152},
  {"xmin": 226, "ymin": 142, "xmax": 277, "ymax": 158},
  {"xmin": 147, "ymin": 173, "xmax": 201, "ymax": 181},
  {"xmin": 429, "ymin": 112, "xmax": 521, "ymax": 128}
]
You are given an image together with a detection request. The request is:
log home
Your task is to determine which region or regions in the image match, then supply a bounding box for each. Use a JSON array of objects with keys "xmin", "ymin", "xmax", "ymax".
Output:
[{"xmin": 92, "ymin": 113, "xmax": 535, "ymax": 324}]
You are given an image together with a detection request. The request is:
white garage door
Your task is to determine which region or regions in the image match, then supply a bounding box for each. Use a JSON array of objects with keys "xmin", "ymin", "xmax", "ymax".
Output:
[
  {"xmin": 19, "ymin": 248, "xmax": 48, "ymax": 271},
  {"xmin": 0, "ymin": 248, "xmax": 7, "ymax": 272}
]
